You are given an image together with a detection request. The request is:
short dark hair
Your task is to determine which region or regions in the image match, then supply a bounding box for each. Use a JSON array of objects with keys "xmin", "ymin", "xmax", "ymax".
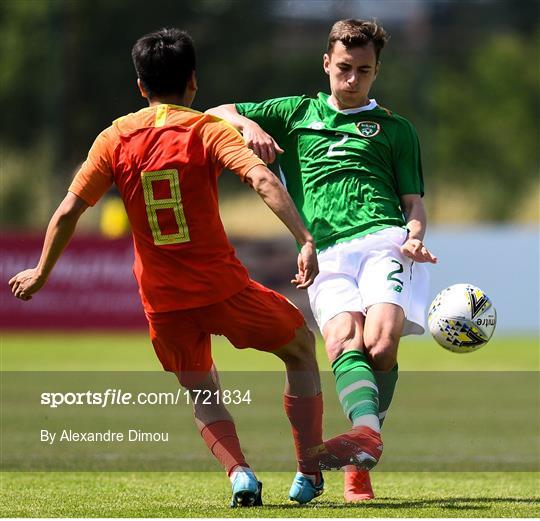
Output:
[
  {"xmin": 327, "ymin": 19, "xmax": 388, "ymax": 61},
  {"xmin": 131, "ymin": 28, "xmax": 196, "ymax": 98}
]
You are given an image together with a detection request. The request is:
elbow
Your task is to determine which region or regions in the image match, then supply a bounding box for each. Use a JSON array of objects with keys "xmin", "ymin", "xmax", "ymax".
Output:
[
  {"xmin": 250, "ymin": 169, "xmax": 278, "ymax": 195},
  {"xmin": 401, "ymin": 197, "xmax": 425, "ymax": 220},
  {"xmin": 56, "ymin": 208, "xmax": 80, "ymax": 222},
  {"xmin": 402, "ymin": 203, "xmax": 415, "ymax": 219},
  {"xmin": 53, "ymin": 208, "xmax": 80, "ymax": 228}
]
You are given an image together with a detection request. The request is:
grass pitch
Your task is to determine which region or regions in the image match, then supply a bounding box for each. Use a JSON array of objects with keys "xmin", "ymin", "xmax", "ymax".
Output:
[
  {"xmin": 2, "ymin": 471, "xmax": 539, "ymax": 518},
  {"xmin": 2, "ymin": 332, "xmax": 538, "ymax": 371},
  {"xmin": 1, "ymin": 332, "xmax": 539, "ymax": 517}
]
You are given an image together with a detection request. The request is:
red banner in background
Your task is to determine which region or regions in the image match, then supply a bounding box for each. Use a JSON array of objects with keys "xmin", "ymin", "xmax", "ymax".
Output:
[
  {"xmin": 1, "ymin": 233, "xmax": 311, "ymax": 331},
  {"xmin": 1, "ymin": 234, "xmax": 147, "ymax": 330}
]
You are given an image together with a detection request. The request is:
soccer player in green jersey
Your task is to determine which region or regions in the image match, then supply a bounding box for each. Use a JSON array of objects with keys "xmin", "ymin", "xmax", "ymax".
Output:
[{"xmin": 208, "ymin": 19, "xmax": 437, "ymax": 503}]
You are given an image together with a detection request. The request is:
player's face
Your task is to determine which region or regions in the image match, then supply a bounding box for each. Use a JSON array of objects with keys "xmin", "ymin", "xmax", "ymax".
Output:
[{"xmin": 323, "ymin": 41, "xmax": 379, "ymax": 110}]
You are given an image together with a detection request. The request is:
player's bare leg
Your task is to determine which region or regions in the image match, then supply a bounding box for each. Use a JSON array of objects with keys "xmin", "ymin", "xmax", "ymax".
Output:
[
  {"xmin": 342, "ymin": 303, "xmax": 404, "ymax": 502},
  {"xmin": 273, "ymin": 322, "xmax": 321, "ymax": 396},
  {"xmin": 363, "ymin": 303, "xmax": 404, "ymax": 373},
  {"xmin": 363, "ymin": 303, "xmax": 404, "ymax": 434},
  {"xmin": 272, "ymin": 323, "xmax": 325, "ymax": 503},
  {"xmin": 178, "ymin": 367, "xmax": 262, "ymax": 508}
]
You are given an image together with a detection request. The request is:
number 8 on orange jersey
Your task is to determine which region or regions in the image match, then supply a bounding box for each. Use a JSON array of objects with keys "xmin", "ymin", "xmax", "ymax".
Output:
[{"xmin": 141, "ymin": 169, "xmax": 190, "ymax": 245}]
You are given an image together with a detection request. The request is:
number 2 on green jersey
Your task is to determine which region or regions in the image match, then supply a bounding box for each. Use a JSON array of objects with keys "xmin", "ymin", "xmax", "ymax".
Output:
[
  {"xmin": 141, "ymin": 169, "xmax": 190, "ymax": 245},
  {"xmin": 327, "ymin": 132, "xmax": 349, "ymax": 157}
]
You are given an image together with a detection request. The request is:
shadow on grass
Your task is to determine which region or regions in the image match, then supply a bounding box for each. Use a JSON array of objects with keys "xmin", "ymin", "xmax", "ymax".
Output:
[
  {"xmin": 260, "ymin": 496, "xmax": 538, "ymax": 511},
  {"xmin": 7, "ymin": 497, "xmax": 538, "ymax": 518}
]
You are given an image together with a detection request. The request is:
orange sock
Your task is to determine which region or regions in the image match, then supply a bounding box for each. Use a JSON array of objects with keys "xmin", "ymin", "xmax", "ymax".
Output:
[
  {"xmin": 283, "ymin": 393, "xmax": 323, "ymax": 473},
  {"xmin": 200, "ymin": 420, "xmax": 249, "ymax": 476}
]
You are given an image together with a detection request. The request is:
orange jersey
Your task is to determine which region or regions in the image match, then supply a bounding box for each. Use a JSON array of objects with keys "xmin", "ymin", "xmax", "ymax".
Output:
[{"xmin": 69, "ymin": 104, "xmax": 265, "ymax": 312}]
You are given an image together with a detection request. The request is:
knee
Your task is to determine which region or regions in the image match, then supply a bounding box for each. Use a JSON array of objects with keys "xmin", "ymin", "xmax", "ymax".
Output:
[
  {"xmin": 295, "ymin": 323, "xmax": 316, "ymax": 357},
  {"xmin": 365, "ymin": 335, "xmax": 399, "ymax": 372},
  {"xmin": 278, "ymin": 323, "xmax": 316, "ymax": 364},
  {"xmin": 325, "ymin": 326, "xmax": 357, "ymax": 363},
  {"xmin": 325, "ymin": 336, "xmax": 347, "ymax": 363}
]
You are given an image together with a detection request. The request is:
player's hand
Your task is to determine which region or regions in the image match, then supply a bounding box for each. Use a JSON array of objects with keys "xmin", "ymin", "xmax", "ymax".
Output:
[
  {"xmin": 401, "ymin": 238, "xmax": 437, "ymax": 264},
  {"xmin": 292, "ymin": 241, "xmax": 319, "ymax": 289},
  {"xmin": 8, "ymin": 268, "xmax": 46, "ymax": 301},
  {"xmin": 242, "ymin": 121, "xmax": 284, "ymax": 164}
]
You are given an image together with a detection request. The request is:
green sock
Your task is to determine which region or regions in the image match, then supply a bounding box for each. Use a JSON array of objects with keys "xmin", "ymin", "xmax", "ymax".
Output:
[
  {"xmin": 332, "ymin": 350, "xmax": 380, "ymax": 432},
  {"xmin": 374, "ymin": 364, "xmax": 398, "ymax": 427}
]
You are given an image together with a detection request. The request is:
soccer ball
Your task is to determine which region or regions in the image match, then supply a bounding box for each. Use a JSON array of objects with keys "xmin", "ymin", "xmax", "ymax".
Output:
[{"xmin": 428, "ymin": 284, "xmax": 497, "ymax": 353}]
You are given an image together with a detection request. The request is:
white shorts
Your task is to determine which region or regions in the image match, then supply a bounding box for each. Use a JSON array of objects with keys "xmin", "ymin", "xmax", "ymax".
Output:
[{"xmin": 308, "ymin": 227, "xmax": 429, "ymax": 336}]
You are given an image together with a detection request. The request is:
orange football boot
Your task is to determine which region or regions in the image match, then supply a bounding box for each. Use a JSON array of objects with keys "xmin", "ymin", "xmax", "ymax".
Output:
[{"xmin": 344, "ymin": 466, "xmax": 375, "ymax": 501}]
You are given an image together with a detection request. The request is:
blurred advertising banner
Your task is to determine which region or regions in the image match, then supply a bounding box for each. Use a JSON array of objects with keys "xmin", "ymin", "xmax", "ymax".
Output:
[{"xmin": 1, "ymin": 234, "xmax": 147, "ymax": 330}]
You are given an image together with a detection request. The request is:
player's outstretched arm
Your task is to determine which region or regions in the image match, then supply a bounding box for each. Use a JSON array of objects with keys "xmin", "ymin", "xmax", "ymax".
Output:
[
  {"xmin": 9, "ymin": 192, "xmax": 89, "ymax": 300},
  {"xmin": 244, "ymin": 165, "xmax": 318, "ymax": 288},
  {"xmin": 399, "ymin": 194, "xmax": 437, "ymax": 264},
  {"xmin": 206, "ymin": 105, "xmax": 283, "ymax": 164}
]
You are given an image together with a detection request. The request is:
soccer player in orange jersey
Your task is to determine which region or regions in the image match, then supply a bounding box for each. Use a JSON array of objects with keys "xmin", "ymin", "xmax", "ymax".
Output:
[{"xmin": 9, "ymin": 28, "xmax": 327, "ymax": 507}]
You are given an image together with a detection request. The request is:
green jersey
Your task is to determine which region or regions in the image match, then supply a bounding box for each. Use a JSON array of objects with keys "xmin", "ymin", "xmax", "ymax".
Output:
[{"xmin": 236, "ymin": 92, "xmax": 424, "ymax": 251}]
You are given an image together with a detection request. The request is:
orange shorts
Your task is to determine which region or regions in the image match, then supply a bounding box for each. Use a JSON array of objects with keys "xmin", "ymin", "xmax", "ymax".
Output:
[{"xmin": 146, "ymin": 279, "xmax": 304, "ymax": 378}]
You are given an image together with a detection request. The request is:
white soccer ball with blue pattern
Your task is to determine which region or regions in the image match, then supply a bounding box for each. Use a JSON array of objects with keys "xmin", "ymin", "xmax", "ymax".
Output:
[{"xmin": 428, "ymin": 284, "xmax": 497, "ymax": 353}]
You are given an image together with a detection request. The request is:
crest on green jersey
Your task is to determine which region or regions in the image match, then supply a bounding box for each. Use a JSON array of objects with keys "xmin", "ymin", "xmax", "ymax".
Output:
[{"xmin": 356, "ymin": 121, "xmax": 381, "ymax": 138}]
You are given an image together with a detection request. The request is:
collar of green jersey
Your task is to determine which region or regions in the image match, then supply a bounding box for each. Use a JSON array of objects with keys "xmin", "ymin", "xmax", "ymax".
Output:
[{"xmin": 319, "ymin": 92, "xmax": 378, "ymax": 115}]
